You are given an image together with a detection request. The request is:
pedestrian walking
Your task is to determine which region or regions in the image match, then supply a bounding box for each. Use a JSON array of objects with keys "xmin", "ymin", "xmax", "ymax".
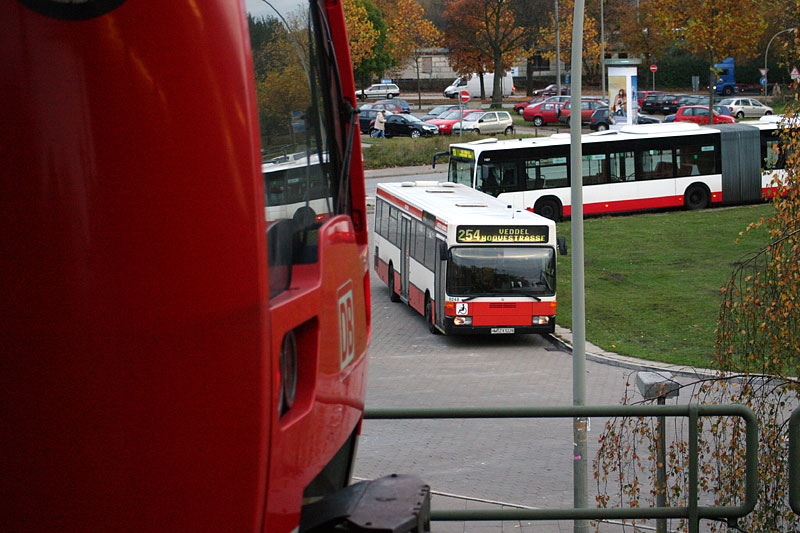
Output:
[{"xmin": 374, "ymin": 110, "xmax": 386, "ymax": 138}]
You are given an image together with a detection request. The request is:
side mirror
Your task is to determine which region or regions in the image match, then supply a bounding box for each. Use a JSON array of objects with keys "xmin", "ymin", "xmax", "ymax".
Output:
[
  {"xmin": 557, "ymin": 236, "xmax": 568, "ymax": 256},
  {"xmin": 431, "ymin": 151, "xmax": 448, "ymax": 169},
  {"xmin": 478, "ymin": 118, "xmax": 484, "ymax": 123},
  {"xmin": 438, "ymin": 241, "xmax": 448, "ymax": 258}
]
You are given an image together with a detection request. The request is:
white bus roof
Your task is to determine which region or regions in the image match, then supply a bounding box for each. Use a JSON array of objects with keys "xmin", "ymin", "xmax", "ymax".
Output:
[
  {"xmin": 376, "ymin": 181, "xmax": 554, "ymax": 231},
  {"xmin": 448, "ymin": 121, "xmax": 780, "ymax": 157}
]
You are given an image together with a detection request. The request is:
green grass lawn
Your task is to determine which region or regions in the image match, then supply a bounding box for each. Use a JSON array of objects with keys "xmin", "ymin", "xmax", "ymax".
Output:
[{"xmin": 555, "ymin": 204, "xmax": 773, "ymax": 369}]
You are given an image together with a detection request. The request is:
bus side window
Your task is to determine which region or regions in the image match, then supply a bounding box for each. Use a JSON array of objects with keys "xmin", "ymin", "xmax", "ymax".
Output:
[
  {"xmin": 424, "ymin": 227, "xmax": 436, "ymax": 270},
  {"xmin": 582, "ymin": 154, "xmax": 607, "ymax": 186},
  {"xmin": 375, "ymin": 200, "xmax": 383, "ymax": 236},
  {"xmin": 415, "ymin": 221, "xmax": 426, "ymax": 263},
  {"xmin": 609, "ymin": 151, "xmax": 635, "ymax": 182},
  {"xmin": 388, "ymin": 207, "xmax": 398, "ymax": 246}
]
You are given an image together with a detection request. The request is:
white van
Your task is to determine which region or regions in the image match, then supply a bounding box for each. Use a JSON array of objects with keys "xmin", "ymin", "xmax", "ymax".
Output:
[{"xmin": 443, "ymin": 72, "xmax": 515, "ymax": 99}]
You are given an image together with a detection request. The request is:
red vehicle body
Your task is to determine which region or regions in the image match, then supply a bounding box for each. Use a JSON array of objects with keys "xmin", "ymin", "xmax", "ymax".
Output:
[
  {"xmin": 513, "ymin": 96, "xmax": 546, "ymax": 114},
  {"xmin": 674, "ymin": 105, "xmax": 737, "ymax": 125},
  {"xmin": 426, "ymin": 108, "xmax": 483, "ymax": 134},
  {"xmin": 1, "ymin": 1, "xmax": 425, "ymax": 532},
  {"xmin": 523, "ymin": 101, "xmax": 565, "ymax": 126},
  {"xmin": 557, "ymin": 99, "xmax": 606, "ymax": 124}
]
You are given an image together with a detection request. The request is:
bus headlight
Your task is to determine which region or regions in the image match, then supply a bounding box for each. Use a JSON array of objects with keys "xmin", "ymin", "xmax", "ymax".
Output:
[
  {"xmin": 532, "ymin": 316, "xmax": 550, "ymax": 325},
  {"xmin": 453, "ymin": 316, "xmax": 472, "ymax": 326}
]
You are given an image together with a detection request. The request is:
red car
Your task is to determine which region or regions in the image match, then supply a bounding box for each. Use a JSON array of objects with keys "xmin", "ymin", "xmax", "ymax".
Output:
[
  {"xmin": 558, "ymin": 99, "xmax": 606, "ymax": 124},
  {"xmin": 426, "ymin": 109, "xmax": 483, "ymax": 134},
  {"xmin": 673, "ymin": 105, "xmax": 736, "ymax": 125},
  {"xmin": 522, "ymin": 101, "xmax": 564, "ymax": 127},
  {"xmin": 513, "ymin": 96, "xmax": 546, "ymax": 114}
]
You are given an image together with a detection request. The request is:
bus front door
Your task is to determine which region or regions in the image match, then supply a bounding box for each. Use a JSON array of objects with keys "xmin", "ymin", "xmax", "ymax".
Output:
[
  {"xmin": 401, "ymin": 216, "xmax": 411, "ymax": 300},
  {"xmin": 435, "ymin": 239, "xmax": 446, "ymax": 330}
]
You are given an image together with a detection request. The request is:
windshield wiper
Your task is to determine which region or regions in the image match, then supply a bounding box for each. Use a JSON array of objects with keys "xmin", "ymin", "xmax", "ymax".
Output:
[{"xmin": 510, "ymin": 288, "xmax": 542, "ymax": 301}]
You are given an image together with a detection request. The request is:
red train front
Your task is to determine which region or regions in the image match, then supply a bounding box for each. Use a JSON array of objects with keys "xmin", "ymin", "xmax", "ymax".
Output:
[{"xmin": 2, "ymin": 1, "xmax": 426, "ymax": 531}]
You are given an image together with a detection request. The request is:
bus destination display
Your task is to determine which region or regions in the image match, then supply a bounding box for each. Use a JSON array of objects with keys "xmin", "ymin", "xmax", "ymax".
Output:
[{"xmin": 456, "ymin": 225, "xmax": 548, "ymax": 243}]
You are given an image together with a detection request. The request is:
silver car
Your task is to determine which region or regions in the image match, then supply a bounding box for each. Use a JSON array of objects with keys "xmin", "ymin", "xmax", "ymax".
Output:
[
  {"xmin": 719, "ymin": 97, "xmax": 773, "ymax": 119},
  {"xmin": 356, "ymin": 83, "xmax": 400, "ymax": 100},
  {"xmin": 451, "ymin": 111, "xmax": 514, "ymax": 135}
]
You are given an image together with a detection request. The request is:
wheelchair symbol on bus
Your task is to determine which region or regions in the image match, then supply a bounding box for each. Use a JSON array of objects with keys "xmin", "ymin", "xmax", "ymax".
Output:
[{"xmin": 456, "ymin": 303, "xmax": 469, "ymax": 315}]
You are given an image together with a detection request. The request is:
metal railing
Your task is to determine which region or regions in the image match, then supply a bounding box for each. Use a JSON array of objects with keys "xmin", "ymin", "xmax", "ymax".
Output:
[{"xmin": 364, "ymin": 403, "xmax": 758, "ymax": 532}]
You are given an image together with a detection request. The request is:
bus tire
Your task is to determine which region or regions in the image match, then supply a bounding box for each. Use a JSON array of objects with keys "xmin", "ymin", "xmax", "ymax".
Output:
[
  {"xmin": 534, "ymin": 197, "xmax": 561, "ymax": 221},
  {"xmin": 684, "ymin": 185, "xmax": 709, "ymax": 210},
  {"xmin": 533, "ymin": 116, "xmax": 544, "ymax": 127},
  {"xmin": 425, "ymin": 294, "xmax": 438, "ymax": 334},
  {"xmin": 388, "ymin": 263, "xmax": 400, "ymax": 302}
]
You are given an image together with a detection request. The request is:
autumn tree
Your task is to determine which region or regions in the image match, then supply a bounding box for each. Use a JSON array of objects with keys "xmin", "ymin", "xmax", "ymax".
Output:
[
  {"xmin": 349, "ymin": 0, "xmax": 395, "ymax": 86},
  {"xmin": 443, "ymin": 0, "xmax": 528, "ymax": 106},
  {"xmin": 384, "ymin": 0, "xmax": 441, "ymax": 109},
  {"xmin": 538, "ymin": 0, "xmax": 602, "ymax": 86},
  {"xmin": 653, "ymin": 0, "xmax": 765, "ymax": 123},
  {"xmin": 443, "ymin": 0, "xmax": 491, "ymax": 97},
  {"xmin": 343, "ymin": 0, "xmax": 379, "ymax": 69},
  {"xmin": 595, "ymin": 104, "xmax": 800, "ymax": 531},
  {"xmin": 608, "ymin": 0, "xmax": 670, "ymax": 67}
]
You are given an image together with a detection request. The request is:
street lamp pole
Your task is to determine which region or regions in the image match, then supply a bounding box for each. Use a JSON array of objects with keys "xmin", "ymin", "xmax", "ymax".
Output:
[
  {"xmin": 600, "ymin": 0, "xmax": 605, "ymax": 102},
  {"xmin": 765, "ymin": 27, "xmax": 796, "ymax": 103},
  {"xmin": 555, "ymin": 0, "xmax": 561, "ymax": 96}
]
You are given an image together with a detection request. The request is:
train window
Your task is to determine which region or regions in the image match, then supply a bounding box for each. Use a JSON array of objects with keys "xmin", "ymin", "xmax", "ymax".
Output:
[{"xmin": 248, "ymin": 0, "xmax": 347, "ymax": 297}]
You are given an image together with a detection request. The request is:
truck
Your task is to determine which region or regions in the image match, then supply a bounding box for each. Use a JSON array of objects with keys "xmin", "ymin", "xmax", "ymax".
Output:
[
  {"xmin": 712, "ymin": 57, "xmax": 772, "ymax": 96},
  {"xmin": 443, "ymin": 72, "xmax": 515, "ymax": 99}
]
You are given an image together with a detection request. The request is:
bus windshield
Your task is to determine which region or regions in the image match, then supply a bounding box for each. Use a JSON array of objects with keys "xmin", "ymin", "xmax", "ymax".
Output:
[{"xmin": 446, "ymin": 247, "xmax": 555, "ymax": 297}]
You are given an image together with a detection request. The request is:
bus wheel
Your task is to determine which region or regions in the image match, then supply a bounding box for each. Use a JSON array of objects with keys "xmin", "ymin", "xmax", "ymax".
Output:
[
  {"xmin": 388, "ymin": 263, "xmax": 400, "ymax": 302},
  {"xmin": 533, "ymin": 116, "xmax": 544, "ymax": 127},
  {"xmin": 684, "ymin": 185, "xmax": 709, "ymax": 210},
  {"xmin": 425, "ymin": 295, "xmax": 438, "ymax": 334},
  {"xmin": 534, "ymin": 198, "xmax": 561, "ymax": 221}
]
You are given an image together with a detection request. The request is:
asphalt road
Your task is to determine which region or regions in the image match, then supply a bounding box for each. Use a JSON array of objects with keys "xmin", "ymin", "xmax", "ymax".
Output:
[{"xmin": 352, "ymin": 208, "xmax": 671, "ymax": 532}]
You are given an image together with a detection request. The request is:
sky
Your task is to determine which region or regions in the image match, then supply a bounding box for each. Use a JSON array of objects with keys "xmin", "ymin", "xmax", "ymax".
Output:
[{"xmin": 245, "ymin": 0, "xmax": 304, "ymax": 18}]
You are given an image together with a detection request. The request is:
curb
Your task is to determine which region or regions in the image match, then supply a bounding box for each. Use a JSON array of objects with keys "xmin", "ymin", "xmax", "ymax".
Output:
[{"xmin": 544, "ymin": 326, "xmax": 717, "ymax": 379}]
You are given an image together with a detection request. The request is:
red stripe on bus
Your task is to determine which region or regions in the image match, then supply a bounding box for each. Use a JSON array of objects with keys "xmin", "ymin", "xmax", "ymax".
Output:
[
  {"xmin": 561, "ymin": 194, "xmax": 715, "ymax": 217},
  {"xmin": 376, "ymin": 188, "xmax": 424, "ymax": 219},
  {"xmin": 445, "ymin": 301, "xmax": 556, "ymax": 316}
]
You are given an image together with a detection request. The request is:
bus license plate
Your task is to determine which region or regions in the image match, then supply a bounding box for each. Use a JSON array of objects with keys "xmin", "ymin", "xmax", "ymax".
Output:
[{"xmin": 490, "ymin": 327, "xmax": 515, "ymax": 334}]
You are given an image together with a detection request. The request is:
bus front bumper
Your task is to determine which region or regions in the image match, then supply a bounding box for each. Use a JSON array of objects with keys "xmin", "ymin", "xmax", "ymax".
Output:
[{"xmin": 443, "ymin": 316, "xmax": 556, "ymax": 335}]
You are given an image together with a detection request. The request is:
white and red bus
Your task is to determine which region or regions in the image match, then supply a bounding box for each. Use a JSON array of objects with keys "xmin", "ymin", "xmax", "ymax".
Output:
[
  {"xmin": 374, "ymin": 182, "xmax": 565, "ymax": 335},
  {"xmin": 4, "ymin": 1, "xmax": 427, "ymax": 532},
  {"xmin": 440, "ymin": 120, "xmax": 785, "ymax": 220}
]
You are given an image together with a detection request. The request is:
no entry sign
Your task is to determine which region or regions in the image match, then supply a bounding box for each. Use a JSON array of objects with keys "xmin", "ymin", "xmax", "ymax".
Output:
[{"xmin": 650, "ymin": 64, "xmax": 658, "ymax": 72}]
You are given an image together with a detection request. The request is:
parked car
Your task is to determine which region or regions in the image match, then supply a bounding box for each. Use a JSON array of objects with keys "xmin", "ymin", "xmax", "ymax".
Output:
[
  {"xmin": 357, "ymin": 83, "xmax": 400, "ymax": 100},
  {"xmin": 641, "ymin": 92, "xmax": 668, "ymax": 113},
  {"xmin": 513, "ymin": 96, "xmax": 546, "ymax": 114},
  {"xmin": 544, "ymin": 95, "xmax": 572, "ymax": 104},
  {"xmin": 673, "ymin": 105, "xmax": 736, "ymax": 125},
  {"xmin": 532, "ymin": 84, "xmax": 569, "ymax": 96},
  {"xmin": 370, "ymin": 101, "xmax": 405, "ymax": 114},
  {"xmin": 378, "ymin": 98, "xmax": 410, "ymax": 113},
  {"xmin": 451, "ymin": 111, "xmax": 514, "ymax": 135},
  {"xmin": 522, "ymin": 101, "xmax": 564, "ymax": 126},
  {"xmin": 426, "ymin": 109, "xmax": 484, "ymax": 134},
  {"xmin": 370, "ymin": 113, "xmax": 438, "ymax": 138},
  {"xmin": 660, "ymin": 94, "xmax": 689, "ymax": 115},
  {"xmin": 589, "ymin": 107, "xmax": 613, "ymax": 131},
  {"xmin": 558, "ymin": 99, "xmax": 606, "ymax": 124},
  {"xmin": 358, "ymin": 108, "xmax": 393, "ymax": 134},
  {"xmin": 718, "ymin": 97, "xmax": 773, "ymax": 119},
  {"xmin": 636, "ymin": 90, "xmax": 664, "ymax": 108},
  {"xmin": 420, "ymin": 104, "xmax": 460, "ymax": 121}
]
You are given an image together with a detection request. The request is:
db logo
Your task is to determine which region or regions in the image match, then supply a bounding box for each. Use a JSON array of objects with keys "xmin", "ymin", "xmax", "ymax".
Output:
[{"xmin": 338, "ymin": 281, "xmax": 355, "ymax": 370}]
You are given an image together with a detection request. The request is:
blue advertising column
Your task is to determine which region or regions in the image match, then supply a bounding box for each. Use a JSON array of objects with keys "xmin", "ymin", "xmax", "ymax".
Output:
[{"xmin": 605, "ymin": 59, "xmax": 641, "ymax": 126}]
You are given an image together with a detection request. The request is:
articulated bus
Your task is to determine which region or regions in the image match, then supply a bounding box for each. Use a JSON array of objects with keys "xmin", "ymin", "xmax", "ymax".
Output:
[
  {"xmin": 4, "ymin": 1, "xmax": 426, "ymax": 532},
  {"xmin": 442, "ymin": 119, "xmax": 785, "ymax": 220},
  {"xmin": 374, "ymin": 182, "xmax": 564, "ymax": 335}
]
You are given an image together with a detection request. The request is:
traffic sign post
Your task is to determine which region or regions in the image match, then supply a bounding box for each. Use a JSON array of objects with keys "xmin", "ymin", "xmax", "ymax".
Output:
[
  {"xmin": 650, "ymin": 64, "xmax": 657, "ymax": 90},
  {"xmin": 457, "ymin": 91, "xmax": 470, "ymax": 137}
]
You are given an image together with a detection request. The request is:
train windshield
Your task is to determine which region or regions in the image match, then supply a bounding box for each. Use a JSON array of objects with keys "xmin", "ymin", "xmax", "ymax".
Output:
[
  {"xmin": 248, "ymin": 0, "xmax": 348, "ymax": 296},
  {"xmin": 446, "ymin": 247, "xmax": 555, "ymax": 297}
]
